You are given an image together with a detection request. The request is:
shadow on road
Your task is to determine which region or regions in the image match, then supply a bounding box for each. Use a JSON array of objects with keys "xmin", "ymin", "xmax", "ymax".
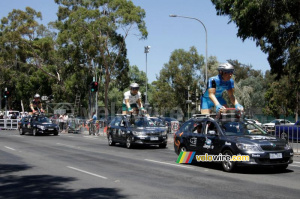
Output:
[
  {"xmin": 0, "ymin": 164, "xmax": 126, "ymax": 199},
  {"xmin": 191, "ymin": 162, "xmax": 294, "ymax": 175}
]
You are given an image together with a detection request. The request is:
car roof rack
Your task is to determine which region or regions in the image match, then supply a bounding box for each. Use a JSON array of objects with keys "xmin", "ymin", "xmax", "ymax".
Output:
[{"xmin": 192, "ymin": 114, "xmax": 217, "ymax": 119}]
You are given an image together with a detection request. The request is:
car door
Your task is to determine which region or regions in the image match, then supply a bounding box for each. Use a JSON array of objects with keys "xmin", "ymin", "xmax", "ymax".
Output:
[
  {"xmin": 110, "ymin": 117, "xmax": 122, "ymax": 142},
  {"xmin": 21, "ymin": 117, "xmax": 30, "ymax": 132},
  {"xmin": 198, "ymin": 120, "xmax": 221, "ymax": 155}
]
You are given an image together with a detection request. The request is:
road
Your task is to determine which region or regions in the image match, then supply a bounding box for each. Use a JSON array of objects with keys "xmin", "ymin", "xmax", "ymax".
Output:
[{"xmin": 1, "ymin": 130, "xmax": 300, "ymax": 199}]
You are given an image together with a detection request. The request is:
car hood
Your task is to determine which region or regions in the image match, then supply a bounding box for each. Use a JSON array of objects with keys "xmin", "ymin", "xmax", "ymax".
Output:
[
  {"xmin": 226, "ymin": 135, "xmax": 286, "ymax": 146},
  {"xmin": 262, "ymin": 123, "xmax": 274, "ymax": 126},
  {"xmin": 127, "ymin": 127, "xmax": 166, "ymax": 132},
  {"xmin": 35, "ymin": 122, "xmax": 58, "ymax": 127}
]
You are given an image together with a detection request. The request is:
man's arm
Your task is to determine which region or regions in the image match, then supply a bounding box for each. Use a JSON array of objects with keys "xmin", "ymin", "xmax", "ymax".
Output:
[
  {"xmin": 125, "ymin": 99, "xmax": 133, "ymax": 112},
  {"xmin": 29, "ymin": 103, "xmax": 35, "ymax": 112},
  {"xmin": 208, "ymin": 88, "xmax": 220, "ymax": 106}
]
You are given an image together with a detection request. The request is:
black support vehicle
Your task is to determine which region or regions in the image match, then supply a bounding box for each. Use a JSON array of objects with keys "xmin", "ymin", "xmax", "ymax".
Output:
[
  {"xmin": 19, "ymin": 115, "xmax": 59, "ymax": 136},
  {"xmin": 107, "ymin": 115, "xmax": 168, "ymax": 149},
  {"xmin": 174, "ymin": 110, "xmax": 294, "ymax": 172}
]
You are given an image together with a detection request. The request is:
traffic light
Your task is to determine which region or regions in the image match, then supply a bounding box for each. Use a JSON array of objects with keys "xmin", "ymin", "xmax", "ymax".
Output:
[
  {"xmin": 191, "ymin": 93, "xmax": 196, "ymax": 101},
  {"xmin": 185, "ymin": 90, "xmax": 189, "ymax": 99},
  {"xmin": 91, "ymin": 82, "xmax": 98, "ymax": 92},
  {"xmin": 4, "ymin": 91, "xmax": 10, "ymax": 98}
]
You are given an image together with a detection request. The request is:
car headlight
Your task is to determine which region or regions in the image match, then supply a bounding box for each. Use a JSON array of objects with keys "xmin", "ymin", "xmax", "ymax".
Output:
[
  {"xmin": 236, "ymin": 143, "xmax": 262, "ymax": 152},
  {"xmin": 37, "ymin": 125, "xmax": 45, "ymax": 130},
  {"xmin": 161, "ymin": 131, "xmax": 167, "ymax": 136},
  {"xmin": 285, "ymin": 143, "xmax": 293, "ymax": 150}
]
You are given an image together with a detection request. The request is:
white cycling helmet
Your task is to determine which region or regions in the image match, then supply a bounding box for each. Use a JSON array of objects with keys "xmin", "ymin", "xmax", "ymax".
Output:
[
  {"xmin": 218, "ymin": 63, "xmax": 234, "ymax": 73},
  {"xmin": 34, "ymin": 94, "xmax": 40, "ymax": 98},
  {"xmin": 130, "ymin": 83, "xmax": 139, "ymax": 89}
]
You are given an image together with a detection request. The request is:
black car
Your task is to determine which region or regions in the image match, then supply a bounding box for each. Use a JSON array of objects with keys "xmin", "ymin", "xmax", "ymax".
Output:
[
  {"xmin": 158, "ymin": 117, "xmax": 180, "ymax": 133},
  {"xmin": 19, "ymin": 115, "xmax": 59, "ymax": 136},
  {"xmin": 107, "ymin": 115, "xmax": 168, "ymax": 149},
  {"xmin": 174, "ymin": 112, "xmax": 294, "ymax": 172}
]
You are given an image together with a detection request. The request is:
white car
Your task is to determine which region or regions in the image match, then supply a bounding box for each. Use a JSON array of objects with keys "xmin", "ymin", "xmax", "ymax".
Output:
[{"xmin": 262, "ymin": 119, "xmax": 294, "ymax": 132}]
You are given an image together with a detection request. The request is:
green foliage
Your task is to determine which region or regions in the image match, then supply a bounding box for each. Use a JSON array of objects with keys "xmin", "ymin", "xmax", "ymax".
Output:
[
  {"xmin": 211, "ymin": 0, "xmax": 299, "ymax": 118},
  {"xmin": 154, "ymin": 47, "xmax": 203, "ymax": 115}
]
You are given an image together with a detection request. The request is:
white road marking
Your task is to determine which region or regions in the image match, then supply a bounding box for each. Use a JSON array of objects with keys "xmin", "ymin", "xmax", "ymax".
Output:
[
  {"xmin": 290, "ymin": 165, "xmax": 300, "ymax": 168},
  {"xmin": 144, "ymin": 159, "xmax": 194, "ymax": 169},
  {"xmin": 56, "ymin": 143, "xmax": 80, "ymax": 149},
  {"xmin": 293, "ymin": 161, "xmax": 300, "ymax": 164},
  {"xmin": 4, "ymin": 146, "xmax": 16, "ymax": 151},
  {"xmin": 67, "ymin": 166, "xmax": 107, "ymax": 179}
]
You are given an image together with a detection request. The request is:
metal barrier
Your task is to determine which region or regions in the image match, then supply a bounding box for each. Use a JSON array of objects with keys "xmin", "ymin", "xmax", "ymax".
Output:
[
  {"xmin": 0, "ymin": 119, "xmax": 19, "ymax": 130},
  {"xmin": 275, "ymin": 124, "xmax": 299, "ymax": 154}
]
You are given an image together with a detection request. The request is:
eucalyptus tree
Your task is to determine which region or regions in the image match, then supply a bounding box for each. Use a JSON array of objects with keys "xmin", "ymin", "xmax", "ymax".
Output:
[
  {"xmin": 154, "ymin": 46, "xmax": 204, "ymax": 117},
  {"xmin": 53, "ymin": 0, "xmax": 147, "ymax": 115},
  {"xmin": 0, "ymin": 7, "xmax": 58, "ymax": 110},
  {"xmin": 211, "ymin": 0, "xmax": 300, "ymax": 119}
]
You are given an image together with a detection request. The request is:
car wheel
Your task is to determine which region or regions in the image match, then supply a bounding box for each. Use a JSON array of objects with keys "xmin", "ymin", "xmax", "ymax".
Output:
[
  {"xmin": 53, "ymin": 131, "xmax": 58, "ymax": 136},
  {"xmin": 108, "ymin": 134, "xmax": 115, "ymax": 146},
  {"xmin": 19, "ymin": 128, "xmax": 25, "ymax": 135},
  {"xmin": 280, "ymin": 132, "xmax": 288, "ymax": 140},
  {"xmin": 32, "ymin": 128, "xmax": 38, "ymax": 136},
  {"xmin": 159, "ymin": 143, "xmax": 167, "ymax": 148},
  {"xmin": 222, "ymin": 150, "xmax": 236, "ymax": 172},
  {"xmin": 126, "ymin": 136, "xmax": 133, "ymax": 149},
  {"xmin": 179, "ymin": 145, "xmax": 187, "ymax": 154}
]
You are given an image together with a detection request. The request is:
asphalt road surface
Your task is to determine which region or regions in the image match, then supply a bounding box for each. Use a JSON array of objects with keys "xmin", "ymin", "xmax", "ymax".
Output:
[{"xmin": 1, "ymin": 130, "xmax": 300, "ymax": 199}]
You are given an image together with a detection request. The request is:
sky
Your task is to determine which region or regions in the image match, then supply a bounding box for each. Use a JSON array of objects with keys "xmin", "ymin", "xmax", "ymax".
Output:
[{"xmin": 0, "ymin": 0, "xmax": 270, "ymax": 83}]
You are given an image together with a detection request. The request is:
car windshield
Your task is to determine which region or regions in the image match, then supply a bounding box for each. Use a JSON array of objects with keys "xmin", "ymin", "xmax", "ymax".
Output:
[
  {"xmin": 219, "ymin": 121, "xmax": 268, "ymax": 136},
  {"xmin": 164, "ymin": 117, "xmax": 177, "ymax": 122},
  {"xmin": 150, "ymin": 118, "xmax": 165, "ymax": 127},
  {"xmin": 132, "ymin": 118, "xmax": 156, "ymax": 127},
  {"xmin": 38, "ymin": 117, "xmax": 51, "ymax": 123}
]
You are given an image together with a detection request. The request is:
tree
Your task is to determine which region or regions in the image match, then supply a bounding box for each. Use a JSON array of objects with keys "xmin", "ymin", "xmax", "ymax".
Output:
[
  {"xmin": 53, "ymin": 0, "xmax": 148, "ymax": 116},
  {"xmin": 0, "ymin": 7, "xmax": 58, "ymax": 110},
  {"xmin": 211, "ymin": 0, "xmax": 299, "ymax": 76},
  {"xmin": 154, "ymin": 46, "xmax": 204, "ymax": 118}
]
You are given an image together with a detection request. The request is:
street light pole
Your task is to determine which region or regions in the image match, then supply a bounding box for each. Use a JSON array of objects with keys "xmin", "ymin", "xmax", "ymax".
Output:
[
  {"xmin": 144, "ymin": 46, "xmax": 151, "ymax": 107},
  {"xmin": 169, "ymin": 14, "xmax": 208, "ymax": 87}
]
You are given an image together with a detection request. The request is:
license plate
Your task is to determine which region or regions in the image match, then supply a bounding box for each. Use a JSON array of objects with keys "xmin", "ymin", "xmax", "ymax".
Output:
[
  {"xmin": 150, "ymin": 137, "xmax": 158, "ymax": 141},
  {"xmin": 270, "ymin": 153, "xmax": 282, "ymax": 159},
  {"xmin": 48, "ymin": 128, "xmax": 54, "ymax": 131}
]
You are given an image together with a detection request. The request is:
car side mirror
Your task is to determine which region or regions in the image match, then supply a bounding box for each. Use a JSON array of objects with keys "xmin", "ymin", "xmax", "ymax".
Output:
[{"xmin": 208, "ymin": 130, "xmax": 217, "ymax": 135}]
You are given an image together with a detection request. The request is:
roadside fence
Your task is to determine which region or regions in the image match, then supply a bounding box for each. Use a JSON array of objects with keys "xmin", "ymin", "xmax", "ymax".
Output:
[{"xmin": 0, "ymin": 119, "xmax": 18, "ymax": 130}]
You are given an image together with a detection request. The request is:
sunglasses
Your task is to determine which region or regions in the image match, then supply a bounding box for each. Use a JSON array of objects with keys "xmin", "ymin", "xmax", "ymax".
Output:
[
  {"xmin": 224, "ymin": 70, "xmax": 234, "ymax": 74},
  {"xmin": 131, "ymin": 88, "xmax": 139, "ymax": 91}
]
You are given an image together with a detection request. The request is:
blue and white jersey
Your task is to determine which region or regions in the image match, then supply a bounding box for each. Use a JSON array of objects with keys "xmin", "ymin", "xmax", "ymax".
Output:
[{"xmin": 203, "ymin": 75, "xmax": 234, "ymax": 98}]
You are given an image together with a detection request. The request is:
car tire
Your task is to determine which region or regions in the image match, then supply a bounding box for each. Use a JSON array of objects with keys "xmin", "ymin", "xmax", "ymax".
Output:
[
  {"xmin": 19, "ymin": 128, "xmax": 24, "ymax": 135},
  {"xmin": 53, "ymin": 131, "xmax": 58, "ymax": 136},
  {"xmin": 108, "ymin": 134, "xmax": 115, "ymax": 146},
  {"xmin": 159, "ymin": 143, "xmax": 167, "ymax": 148},
  {"xmin": 179, "ymin": 145, "xmax": 187, "ymax": 154},
  {"xmin": 126, "ymin": 136, "xmax": 133, "ymax": 149},
  {"xmin": 280, "ymin": 132, "xmax": 288, "ymax": 140},
  {"xmin": 32, "ymin": 128, "xmax": 38, "ymax": 136},
  {"xmin": 222, "ymin": 150, "xmax": 236, "ymax": 172}
]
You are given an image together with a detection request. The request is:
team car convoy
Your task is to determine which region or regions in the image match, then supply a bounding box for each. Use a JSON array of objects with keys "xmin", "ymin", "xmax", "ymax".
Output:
[
  {"xmin": 174, "ymin": 110, "xmax": 294, "ymax": 172},
  {"xmin": 18, "ymin": 115, "xmax": 59, "ymax": 136},
  {"xmin": 107, "ymin": 115, "xmax": 168, "ymax": 149}
]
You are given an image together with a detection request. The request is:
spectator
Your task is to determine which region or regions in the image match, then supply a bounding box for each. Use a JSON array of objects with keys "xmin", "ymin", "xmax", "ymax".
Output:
[
  {"xmin": 63, "ymin": 113, "xmax": 69, "ymax": 133},
  {"xmin": 59, "ymin": 114, "xmax": 64, "ymax": 133}
]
